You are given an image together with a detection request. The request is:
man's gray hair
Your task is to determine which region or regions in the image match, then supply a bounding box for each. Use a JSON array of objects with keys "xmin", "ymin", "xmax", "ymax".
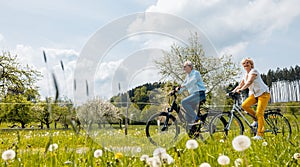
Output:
[{"xmin": 184, "ymin": 60, "xmax": 193, "ymax": 67}]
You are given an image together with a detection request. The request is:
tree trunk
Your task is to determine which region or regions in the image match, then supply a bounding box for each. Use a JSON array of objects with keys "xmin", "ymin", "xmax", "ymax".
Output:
[
  {"xmin": 21, "ymin": 122, "xmax": 26, "ymax": 128},
  {"xmin": 46, "ymin": 123, "xmax": 50, "ymax": 129}
]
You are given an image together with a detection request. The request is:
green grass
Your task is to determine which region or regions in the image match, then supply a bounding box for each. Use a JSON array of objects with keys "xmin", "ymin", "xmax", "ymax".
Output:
[{"xmin": 0, "ymin": 118, "xmax": 300, "ymax": 167}]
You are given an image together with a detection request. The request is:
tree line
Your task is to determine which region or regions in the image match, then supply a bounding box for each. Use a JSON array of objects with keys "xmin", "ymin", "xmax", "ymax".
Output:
[
  {"xmin": 0, "ymin": 52, "xmax": 120, "ymax": 129},
  {"xmin": 261, "ymin": 65, "xmax": 300, "ymax": 87}
]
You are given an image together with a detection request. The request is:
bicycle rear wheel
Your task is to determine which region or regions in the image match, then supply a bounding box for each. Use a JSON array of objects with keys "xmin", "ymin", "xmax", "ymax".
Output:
[
  {"xmin": 264, "ymin": 112, "xmax": 292, "ymax": 140},
  {"xmin": 145, "ymin": 112, "xmax": 179, "ymax": 146},
  {"xmin": 209, "ymin": 112, "xmax": 244, "ymax": 141}
]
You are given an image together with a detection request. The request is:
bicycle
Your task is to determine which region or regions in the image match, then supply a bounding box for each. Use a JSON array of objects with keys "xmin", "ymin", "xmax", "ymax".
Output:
[
  {"xmin": 145, "ymin": 86, "xmax": 221, "ymax": 146},
  {"xmin": 209, "ymin": 92, "xmax": 292, "ymax": 140}
]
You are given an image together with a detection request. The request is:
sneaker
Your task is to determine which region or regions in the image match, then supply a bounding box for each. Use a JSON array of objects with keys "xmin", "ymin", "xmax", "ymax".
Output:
[
  {"xmin": 252, "ymin": 135, "xmax": 263, "ymax": 140},
  {"xmin": 250, "ymin": 121, "xmax": 258, "ymax": 127},
  {"xmin": 188, "ymin": 120, "xmax": 203, "ymax": 126}
]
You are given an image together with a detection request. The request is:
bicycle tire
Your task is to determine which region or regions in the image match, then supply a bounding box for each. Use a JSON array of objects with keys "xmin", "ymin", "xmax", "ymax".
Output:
[
  {"xmin": 145, "ymin": 112, "xmax": 179, "ymax": 146},
  {"xmin": 264, "ymin": 111, "xmax": 292, "ymax": 140},
  {"xmin": 209, "ymin": 112, "xmax": 244, "ymax": 140}
]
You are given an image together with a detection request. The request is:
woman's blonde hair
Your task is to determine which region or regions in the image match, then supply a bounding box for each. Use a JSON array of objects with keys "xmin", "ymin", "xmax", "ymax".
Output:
[{"xmin": 241, "ymin": 58, "xmax": 254, "ymax": 68}]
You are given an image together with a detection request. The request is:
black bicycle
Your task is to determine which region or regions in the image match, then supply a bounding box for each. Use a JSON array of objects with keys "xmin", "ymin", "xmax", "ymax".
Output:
[
  {"xmin": 145, "ymin": 87, "xmax": 221, "ymax": 146},
  {"xmin": 209, "ymin": 92, "xmax": 292, "ymax": 140}
]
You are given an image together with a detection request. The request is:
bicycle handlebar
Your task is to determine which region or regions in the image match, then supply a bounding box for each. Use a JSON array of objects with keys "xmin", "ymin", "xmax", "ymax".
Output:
[{"xmin": 227, "ymin": 92, "xmax": 240, "ymax": 100}]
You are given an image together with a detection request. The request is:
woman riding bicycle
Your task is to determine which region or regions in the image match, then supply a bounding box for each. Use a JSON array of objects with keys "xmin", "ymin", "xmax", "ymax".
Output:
[
  {"xmin": 175, "ymin": 61, "xmax": 206, "ymax": 133},
  {"xmin": 233, "ymin": 58, "xmax": 270, "ymax": 140}
]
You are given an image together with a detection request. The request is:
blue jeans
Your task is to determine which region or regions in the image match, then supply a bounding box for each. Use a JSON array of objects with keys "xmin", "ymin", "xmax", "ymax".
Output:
[{"xmin": 181, "ymin": 91, "xmax": 206, "ymax": 130}]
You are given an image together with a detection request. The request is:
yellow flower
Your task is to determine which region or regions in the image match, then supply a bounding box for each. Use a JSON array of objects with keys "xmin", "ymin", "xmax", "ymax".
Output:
[{"xmin": 115, "ymin": 152, "xmax": 123, "ymax": 159}]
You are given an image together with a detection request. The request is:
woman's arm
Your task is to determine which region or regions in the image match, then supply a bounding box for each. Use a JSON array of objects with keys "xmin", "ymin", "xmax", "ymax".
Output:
[
  {"xmin": 233, "ymin": 80, "xmax": 245, "ymax": 92},
  {"xmin": 236, "ymin": 74, "xmax": 256, "ymax": 92}
]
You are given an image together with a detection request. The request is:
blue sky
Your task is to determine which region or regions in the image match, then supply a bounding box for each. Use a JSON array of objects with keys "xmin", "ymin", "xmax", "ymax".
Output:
[{"xmin": 1, "ymin": 0, "xmax": 300, "ymax": 100}]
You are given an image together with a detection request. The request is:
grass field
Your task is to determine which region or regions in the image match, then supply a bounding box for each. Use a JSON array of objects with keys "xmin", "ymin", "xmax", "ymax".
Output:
[{"xmin": 0, "ymin": 114, "xmax": 300, "ymax": 167}]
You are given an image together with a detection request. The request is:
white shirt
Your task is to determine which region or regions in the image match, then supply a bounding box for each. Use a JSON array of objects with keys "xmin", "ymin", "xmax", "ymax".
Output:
[{"xmin": 244, "ymin": 69, "xmax": 269, "ymax": 97}]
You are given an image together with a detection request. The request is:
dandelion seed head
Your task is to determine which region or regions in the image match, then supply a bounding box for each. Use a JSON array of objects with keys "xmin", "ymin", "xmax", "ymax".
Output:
[
  {"xmin": 146, "ymin": 157, "xmax": 161, "ymax": 167},
  {"xmin": 199, "ymin": 162, "xmax": 211, "ymax": 167},
  {"xmin": 262, "ymin": 141, "xmax": 268, "ymax": 146},
  {"xmin": 94, "ymin": 149, "xmax": 103, "ymax": 158},
  {"xmin": 186, "ymin": 139, "xmax": 199, "ymax": 149},
  {"xmin": 161, "ymin": 153, "xmax": 174, "ymax": 165},
  {"xmin": 153, "ymin": 147, "xmax": 166, "ymax": 157},
  {"xmin": 232, "ymin": 135, "xmax": 251, "ymax": 152},
  {"xmin": 48, "ymin": 143, "xmax": 58, "ymax": 152},
  {"xmin": 2, "ymin": 149, "xmax": 16, "ymax": 161},
  {"xmin": 140, "ymin": 154, "xmax": 149, "ymax": 161},
  {"xmin": 217, "ymin": 155, "xmax": 230, "ymax": 165}
]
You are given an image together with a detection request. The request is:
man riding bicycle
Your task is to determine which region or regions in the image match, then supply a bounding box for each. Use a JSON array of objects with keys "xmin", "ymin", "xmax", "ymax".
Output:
[{"xmin": 174, "ymin": 61, "xmax": 206, "ymax": 133}]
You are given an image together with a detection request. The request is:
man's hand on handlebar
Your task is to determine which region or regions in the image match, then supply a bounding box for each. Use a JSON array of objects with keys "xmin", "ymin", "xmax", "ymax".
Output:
[{"xmin": 169, "ymin": 86, "xmax": 181, "ymax": 95}]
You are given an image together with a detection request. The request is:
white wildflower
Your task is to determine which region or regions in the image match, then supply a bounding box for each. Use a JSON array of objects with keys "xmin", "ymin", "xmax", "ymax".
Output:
[
  {"xmin": 234, "ymin": 158, "xmax": 243, "ymax": 166},
  {"xmin": 199, "ymin": 162, "xmax": 211, "ymax": 167},
  {"xmin": 293, "ymin": 153, "xmax": 300, "ymax": 160},
  {"xmin": 136, "ymin": 147, "xmax": 142, "ymax": 153},
  {"xmin": 232, "ymin": 135, "xmax": 251, "ymax": 152},
  {"xmin": 48, "ymin": 143, "xmax": 58, "ymax": 152},
  {"xmin": 161, "ymin": 153, "xmax": 174, "ymax": 164},
  {"xmin": 94, "ymin": 149, "xmax": 103, "ymax": 158},
  {"xmin": 217, "ymin": 155, "xmax": 230, "ymax": 165},
  {"xmin": 64, "ymin": 160, "xmax": 72, "ymax": 164},
  {"xmin": 262, "ymin": 141, "xmax": 268, "ymax": 146},
  {"xmin": 186, "ymin": 139, "xmax": 199, "ymax": 149},
  {"xmin": 140, "ymin": 154, "xmax": 149, "ymax": 161},
  {"xmin": 153, "ymin": 147, "xmax": 166, "ymax": 157},
  {"xmin": 146, "ymin": 157, "xmax": 161, "ymax": 167},
  {"xmin": 2, "ymin": 149, "xmax": 16, "ymax": 161}
]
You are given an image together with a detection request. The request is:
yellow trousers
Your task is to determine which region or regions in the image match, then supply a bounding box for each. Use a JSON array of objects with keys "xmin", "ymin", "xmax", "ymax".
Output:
[{"xmin": 241, "ymin": 93, "xmax": 270, "ymax": 136}]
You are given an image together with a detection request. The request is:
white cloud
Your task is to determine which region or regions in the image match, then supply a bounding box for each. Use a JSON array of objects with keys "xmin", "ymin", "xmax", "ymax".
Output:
[
  {"xmin": 146, "ymin": 0, "xmax": 300, "ymax": 47},
  {"xmin": 11, "ymin": 45, "xmax": 79, "ymax": 99},
  {"xmin": 220, "ymin": 41, "xmax": 249, "ymax": 59},
  {"xmin": 95, "ymin": 59, "xmax": 123, "ymax": 81}
]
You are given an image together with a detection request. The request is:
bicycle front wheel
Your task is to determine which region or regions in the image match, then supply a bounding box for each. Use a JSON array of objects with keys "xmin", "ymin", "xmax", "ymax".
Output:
[
  {"xmin": 209, "ymin": 112, "xmax": 244, "ymax": 141},
  {"xmin": 264, "ymin": 111, "xmax": 292, "ymax": 140},
  {"xmin": 145, "ymin": 112, "xmax": 179, "ymax": 146}
]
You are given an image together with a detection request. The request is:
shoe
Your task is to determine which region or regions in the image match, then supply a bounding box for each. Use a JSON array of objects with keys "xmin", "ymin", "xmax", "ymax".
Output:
[
  {"xmin": 252, "ymin": 135, "xmax": 263, "ymax": 140},
  {"xmin": 250, "ymin": 121, "xmax": 258, "ymax": 127},
  {"xmin": 188, "ymin": 121, "xmax": 202, "ymax": 126}
]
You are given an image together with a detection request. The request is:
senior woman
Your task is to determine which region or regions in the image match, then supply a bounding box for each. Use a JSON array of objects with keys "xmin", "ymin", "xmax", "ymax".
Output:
[{"xmin": 233, "ymin": 58, "xmax": 270, "ymax": 140}]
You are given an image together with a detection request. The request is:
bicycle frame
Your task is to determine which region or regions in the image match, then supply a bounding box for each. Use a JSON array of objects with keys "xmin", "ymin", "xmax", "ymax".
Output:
[{"xmin": 226, "ymin": 93, "xmax": 256, "ymax": 132}]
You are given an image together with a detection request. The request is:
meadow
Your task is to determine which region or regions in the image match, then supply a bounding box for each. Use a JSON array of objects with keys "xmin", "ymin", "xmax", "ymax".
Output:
[{"xmin": 0, "ymin": 115, "xmax": 299, "ymax": 167}]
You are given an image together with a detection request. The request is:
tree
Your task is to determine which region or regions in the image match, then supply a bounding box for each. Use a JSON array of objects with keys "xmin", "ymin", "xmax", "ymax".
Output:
[
  {"xmin": 0, "ymin": 52, "xmax": 41, "ymax": 99},
  {"xmin": 155, "ymin": 33, "xmax": 240, "ymax": 96},
  {"xmin": 0, "ymin": 93, "xmax": 33, "ymax": 128},
  {"xmin": 76, "ymin": 98, "xmax": 121, "ymax": 130},
  {"xmin": 0, "ymin": 52, "xmax": 41, "ymax": 127}
]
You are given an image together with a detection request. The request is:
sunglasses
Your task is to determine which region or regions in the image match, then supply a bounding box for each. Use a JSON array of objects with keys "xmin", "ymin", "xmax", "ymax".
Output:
[{"xmin": 242, "ymin": 61, "xmax": 250, "ymax": 65}]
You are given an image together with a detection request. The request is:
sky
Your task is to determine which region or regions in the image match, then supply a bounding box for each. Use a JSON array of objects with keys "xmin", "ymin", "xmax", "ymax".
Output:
[{"xmin": 1, "ymin": 0, "xmax": 300, "ymax": 101}]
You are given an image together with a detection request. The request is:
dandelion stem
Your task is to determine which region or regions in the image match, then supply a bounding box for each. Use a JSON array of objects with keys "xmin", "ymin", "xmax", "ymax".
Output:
[
  {"xmin": 243, "ymin": 151, "xmax": 248, "ymax": 167},
  {"xmin": 191, "ymin": 150, "xmax": 196, "ymax": 167}
]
